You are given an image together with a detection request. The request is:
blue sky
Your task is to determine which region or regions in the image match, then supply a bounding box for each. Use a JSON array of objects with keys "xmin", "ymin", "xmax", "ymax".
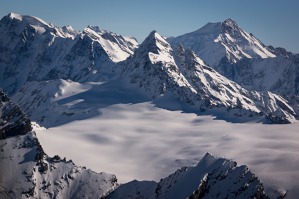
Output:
[{"xmin": 1, "ymin": 0, "xmax": 299, "ymax": 53}]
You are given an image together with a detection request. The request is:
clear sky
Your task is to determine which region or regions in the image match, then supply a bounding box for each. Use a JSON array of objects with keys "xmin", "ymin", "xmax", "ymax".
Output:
[{"xmin": 1, "ymin": 0, "xmax": 299, "ymax": 53}]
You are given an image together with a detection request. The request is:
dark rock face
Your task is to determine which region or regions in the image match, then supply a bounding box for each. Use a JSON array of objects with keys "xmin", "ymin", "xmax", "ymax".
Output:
[{"xmin": 0, "ymin": 89, "xmax": 32, "ymax": 139}]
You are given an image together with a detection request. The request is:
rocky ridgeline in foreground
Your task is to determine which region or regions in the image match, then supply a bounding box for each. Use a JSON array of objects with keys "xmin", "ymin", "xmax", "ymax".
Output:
[{"xmin": 107, "ymin": 153, "xmax": 270, "ymax": 199}]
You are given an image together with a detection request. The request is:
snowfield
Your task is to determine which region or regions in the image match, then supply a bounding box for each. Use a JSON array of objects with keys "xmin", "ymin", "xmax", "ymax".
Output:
[{"xmin": 35, "ymin": 101, "xmax": 299, "ymax": 198}]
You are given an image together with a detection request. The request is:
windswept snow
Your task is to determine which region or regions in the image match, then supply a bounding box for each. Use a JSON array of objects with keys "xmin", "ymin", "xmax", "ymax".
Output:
[{"xmin": 8, "ymin": 12, "xmax": 49, "ymax": 27}]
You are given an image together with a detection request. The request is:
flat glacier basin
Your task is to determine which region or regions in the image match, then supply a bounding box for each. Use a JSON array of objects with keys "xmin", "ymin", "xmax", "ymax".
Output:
[{"xmin": 35, "ymin": 102, "xmax": 299, "ymax": 198}]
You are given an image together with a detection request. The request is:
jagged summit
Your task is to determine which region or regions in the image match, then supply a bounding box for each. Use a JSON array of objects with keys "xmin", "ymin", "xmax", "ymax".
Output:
[
  {"xmin": 193, "ymin": 18, "xmax": 240, "ymax": 36},
  {"xmin": 222, "ymin": 18, "xmax": 238, "ymax": 26},
  {"xmin": 221, "ymin": 18, "xmax": 242, "ymax": 34},
  {"xmin": 140, "ymin": 30, "xmax": 170, "ymax": 50},
  {"xmin": 129, "ymin": 30, "xmax": 173, "ymax": 65}
]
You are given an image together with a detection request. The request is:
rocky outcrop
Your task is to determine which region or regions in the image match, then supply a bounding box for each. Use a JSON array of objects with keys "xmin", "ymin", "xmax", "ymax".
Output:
[{"xmin": 0, "ymin": 89, "xmax": 32, "ymax": 139}]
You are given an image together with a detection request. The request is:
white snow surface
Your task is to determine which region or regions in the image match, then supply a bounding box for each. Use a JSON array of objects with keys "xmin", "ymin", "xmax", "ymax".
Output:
[
  {"xmin": 83, "ymin": 27, "xmax": 138, "ymax": 62},
  {"xmin": 34, "ymin": 101, "xmax": 299, "ymax": 198}
]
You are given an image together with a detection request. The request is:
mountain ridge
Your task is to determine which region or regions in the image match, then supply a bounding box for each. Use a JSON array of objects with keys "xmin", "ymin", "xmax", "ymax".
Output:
[{"xmin": 0, "ymin": 13, "xmax": 297, "ymax": 124}]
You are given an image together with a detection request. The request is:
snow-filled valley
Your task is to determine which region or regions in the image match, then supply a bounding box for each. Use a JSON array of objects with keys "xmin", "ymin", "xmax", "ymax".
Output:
[{"xmin": 33, "ymin": 86, "xmax": 299, "ymax": 198}]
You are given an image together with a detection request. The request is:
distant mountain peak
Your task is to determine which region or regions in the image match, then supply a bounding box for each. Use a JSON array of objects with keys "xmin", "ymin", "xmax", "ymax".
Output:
[
  {"xmin": 137, "ymin": 30, "xmax": 171, "ymax": 57},
  {"xmin": 5, "ymin": 12, "xmax": 49, "ymax": 27},
  {"xmin": 221, "ymin": 18, "xmax": 243, "ymax": 35},
  {"xmin": 169, "ymin": 18, "xmax": 276, "ymax": 66},
  {"xmin": 7, "ymin": 12, "xmax": 22, "ymax": 20},
  {"xmin": 85, "ymin": 25, "xmax": 106, "ymax": 34},
  {"xmin": 146, "ymin": 30, "xmax": 163, "ymax": 42},
  {"xmin": 222, "ymin": 18, "xmax": 238, "ymax": 26}
]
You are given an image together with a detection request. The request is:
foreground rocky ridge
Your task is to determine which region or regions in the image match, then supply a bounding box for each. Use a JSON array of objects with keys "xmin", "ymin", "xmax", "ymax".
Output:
[
  {"xmin": 0, "ymin": 90, "xmax": 118, "ymax": 199},
  {"xmin": 107, "ymin": 153, "xmax": 269, "ymax": 199}
]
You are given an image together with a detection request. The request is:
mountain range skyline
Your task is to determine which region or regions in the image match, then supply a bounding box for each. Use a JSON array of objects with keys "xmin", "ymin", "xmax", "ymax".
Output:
[
  {"xmin": 1, "ymin": 0, "xmax": 299, "ymax": 53},
  {"xmin": 1, "ymin": 11, "xmax": 299, "ymax": 198}
]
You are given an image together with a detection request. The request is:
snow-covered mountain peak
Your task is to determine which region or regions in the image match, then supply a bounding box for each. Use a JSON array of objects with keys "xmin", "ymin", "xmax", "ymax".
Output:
[
  {"xmin": 169, "ymin": 18, "xmax": 276, "ymax": 66},
  {"xmin": 138, "ymin": 30, "xmax": 173, "ymax": 62},
  {"xmin": 222, "ymin": 18, "xmax": 238, "ymax": 28},
  {"xmin": 1, "ymin": 12, "xmax": 79, "ymax": 39},
  {"xmin": 85, "ymin": 25, "xmax": 114, "ymax": 36},
  {"xmin": 7, "ymin": 12, "xmax": 22, "ymax": 20},
  {"xmin": 143, "ymin": 30, "xmax": 170, "ymax": 48},
  {"xmin": 0, "ymin": 13, "xmax": 49, "ymax": 37},
  {"xmin": 58, "ymin": 25, "xmax": 78, "ymax": 38},
  {"xmin": 221, "ymin": 18, "xmax": 244, "ymax": 36},
  {"xmin": 5, "ymin": 12, "xmax": 49, "ymax": 29},
  {"xmin": 82, "ymin": 25, "xmax": 138, "ymax": 62}
]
